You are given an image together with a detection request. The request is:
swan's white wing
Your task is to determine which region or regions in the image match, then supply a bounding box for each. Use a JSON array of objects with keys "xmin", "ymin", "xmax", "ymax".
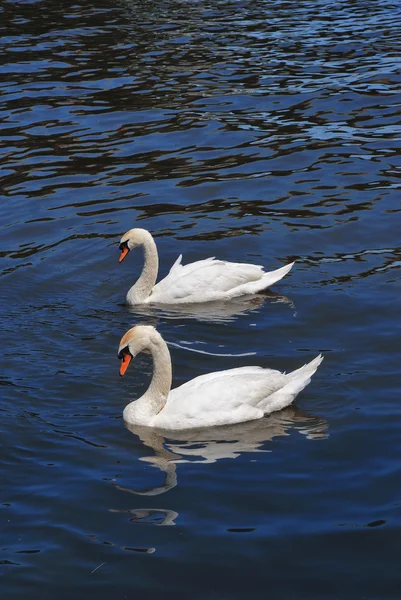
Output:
[
  {"xmin": 172, "ymin": 366, "xmax": 279, "ymax": 393},
  {"xmin": 150, "ymin": 256, "xmax": 265, "ymax": 303},
  {"xmin": 152, "ymin": 355, "xmax": 322, "ymax": 430},
  {"xmin": 153, "ymin": 367, "xmax": 288, "ymax": 429},
  {"xmin": 172, "ymin": 367, "xmax": 287, "ymax": 408}
]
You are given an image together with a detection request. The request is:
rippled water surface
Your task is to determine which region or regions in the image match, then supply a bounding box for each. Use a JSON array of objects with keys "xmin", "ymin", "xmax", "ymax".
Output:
[{"xmin": 1, "ymin": 0, "xmax": 401, "ymax": 597}]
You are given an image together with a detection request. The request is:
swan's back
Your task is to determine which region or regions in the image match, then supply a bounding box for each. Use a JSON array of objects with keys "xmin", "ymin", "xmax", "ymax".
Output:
[
  {"xmin": 171, "ymin": 366, "xmax": 285, "ymax": 400},
  {"xmin": 152, "ymin": 355, "xmax": 323, "ymax": 430},
  {"xmin": 150, "ymin": 256, "xmax": 265, "ymax": 303},
  {"xmin": 153, "ymin": 366, "xmax": 286, "ymax": 429}
]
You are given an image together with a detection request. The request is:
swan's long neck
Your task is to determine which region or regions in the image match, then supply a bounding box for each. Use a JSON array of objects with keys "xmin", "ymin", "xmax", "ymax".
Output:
[
  {"xmin": 124, "ymin": 335, "xmax": 172, "ymax": 424},
  {"xmin": 126, "ymin": 234, "xmax": 159, "ymax": 304},
  {"xmin": 146, "ymin": 336, "xmax": 172, "ymax": 410}
]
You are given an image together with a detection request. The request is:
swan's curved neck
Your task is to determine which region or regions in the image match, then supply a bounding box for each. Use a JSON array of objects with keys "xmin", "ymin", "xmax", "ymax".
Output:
[
  {"xmin": 126, "ymin": 234, "xmax": 159, "ymax": 304},
  {"xmin": 146, "ymin": 336, "xmax": 172, "ymax": 409},
  {"xmin": 124, "ymin": 335, "xmax": 172, "ymax": 424}
]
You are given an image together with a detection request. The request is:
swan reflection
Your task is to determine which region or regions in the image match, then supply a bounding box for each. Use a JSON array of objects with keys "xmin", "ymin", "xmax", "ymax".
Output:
[
  {"xmin": 118, "ymin": 406, "xmax": 327, "ymax": 497},
  {"xmin": 109, "ymin": 507, "xmax": 178, "ymax": 526},
  {"xmin": 127, "ymin": 290, "xmax": 295, "ymax": 323}
]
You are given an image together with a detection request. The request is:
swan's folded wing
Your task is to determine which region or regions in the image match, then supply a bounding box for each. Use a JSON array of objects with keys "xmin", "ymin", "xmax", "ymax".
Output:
[
  {"xmin": 161, "ymin": 367, "xmax": 287, "ymax": 427},
  {"xmin": 151, "ymin": 257, "xmax": 265, "ymax": 303}
]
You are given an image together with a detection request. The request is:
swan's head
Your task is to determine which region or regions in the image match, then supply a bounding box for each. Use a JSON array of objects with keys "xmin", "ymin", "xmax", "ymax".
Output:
[
  {"xmin": 119, "ymin": 228, "xmax": 151, "ymax": 263},
  {"xmin": 118, "ymin": 325, "xmax": 158, "ymax": 376}
]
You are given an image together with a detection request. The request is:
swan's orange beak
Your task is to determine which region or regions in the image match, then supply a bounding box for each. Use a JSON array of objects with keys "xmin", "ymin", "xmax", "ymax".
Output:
[
  {"xmin": 120, "ymin": 354, "xmax": 132, "ymax": 376},
  {"xmin": 119, "ymin": 246, "xmax": 129, "ymax": 263}
]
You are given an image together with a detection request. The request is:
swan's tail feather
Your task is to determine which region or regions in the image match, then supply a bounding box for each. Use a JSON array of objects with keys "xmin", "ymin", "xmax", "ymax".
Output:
[
  {"xmin": 258, "ymin": 354, "xmax": 323, "ymax": 415},
  {"xmin": 254, "ymin": 261, "xmax": 295, "ymax": 292},
  {"xmin": 230, "ymin": 262, "xmax": 295, "ymax": 297},
  {"xmin": 261, "ymin": 261, "xmax": 295, "ymax": 288},
  {"xmin": 287, "ymin": 353, "xmax": 324, "ymax": 381}
]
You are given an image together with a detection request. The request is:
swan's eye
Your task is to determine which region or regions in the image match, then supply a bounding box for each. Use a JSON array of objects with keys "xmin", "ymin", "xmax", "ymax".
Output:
[
  {"xmin": 119, "ymin": 241, "xmax": 129, "ymax": 251},
  {"xmin": 118, "ymin": 345, "xmax": 130, "ymax": 360}
]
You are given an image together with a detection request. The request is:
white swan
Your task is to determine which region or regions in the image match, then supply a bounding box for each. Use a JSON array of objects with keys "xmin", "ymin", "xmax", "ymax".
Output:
[
  {"xmin": 119, "ymin": 228, "xmax": 294, "ymax": 305},
  {"xmin": 118, "ymin": 325, "xmax": 323, "ymax": 431}
]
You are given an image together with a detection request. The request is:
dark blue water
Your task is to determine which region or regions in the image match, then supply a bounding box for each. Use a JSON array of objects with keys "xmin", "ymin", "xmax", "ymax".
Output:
[{"xmin": 1, "ymin": 0, "xmax": 401, "ymax": 597}]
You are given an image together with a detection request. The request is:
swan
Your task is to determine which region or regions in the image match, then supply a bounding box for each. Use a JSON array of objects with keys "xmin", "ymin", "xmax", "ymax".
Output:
[
  {"xmin": 118, "ymin": 228, "xmax": 294, "ymax": 305},
  {"xmin": 118, "ymin": 325, "xmax": 323, "ymax": 431}
]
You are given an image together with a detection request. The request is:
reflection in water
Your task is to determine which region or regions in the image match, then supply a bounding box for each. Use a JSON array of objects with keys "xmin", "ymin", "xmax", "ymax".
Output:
[
  {"xmin": 109, "ymin": 507, "xmax": 179, "ymax": 527},
  {"xmin": 127, "ymin": 290, "xmax": 295, "ymax": 323},
  {"xmin": 114, "ymin": 458, "xmax": 178, "ymax": 497},
  {"xmin": 88, "ymin": 533, "xmax": 156, "ymax": 554},
  {"xmin": 119, "ymin": 407, "xmax": 328, "ymax": 496}
]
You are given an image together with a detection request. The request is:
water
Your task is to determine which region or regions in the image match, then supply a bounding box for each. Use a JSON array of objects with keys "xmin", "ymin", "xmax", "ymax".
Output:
[{"xmin": 1, "ymin": 0, "xmax": 401, "ymax": 596}]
